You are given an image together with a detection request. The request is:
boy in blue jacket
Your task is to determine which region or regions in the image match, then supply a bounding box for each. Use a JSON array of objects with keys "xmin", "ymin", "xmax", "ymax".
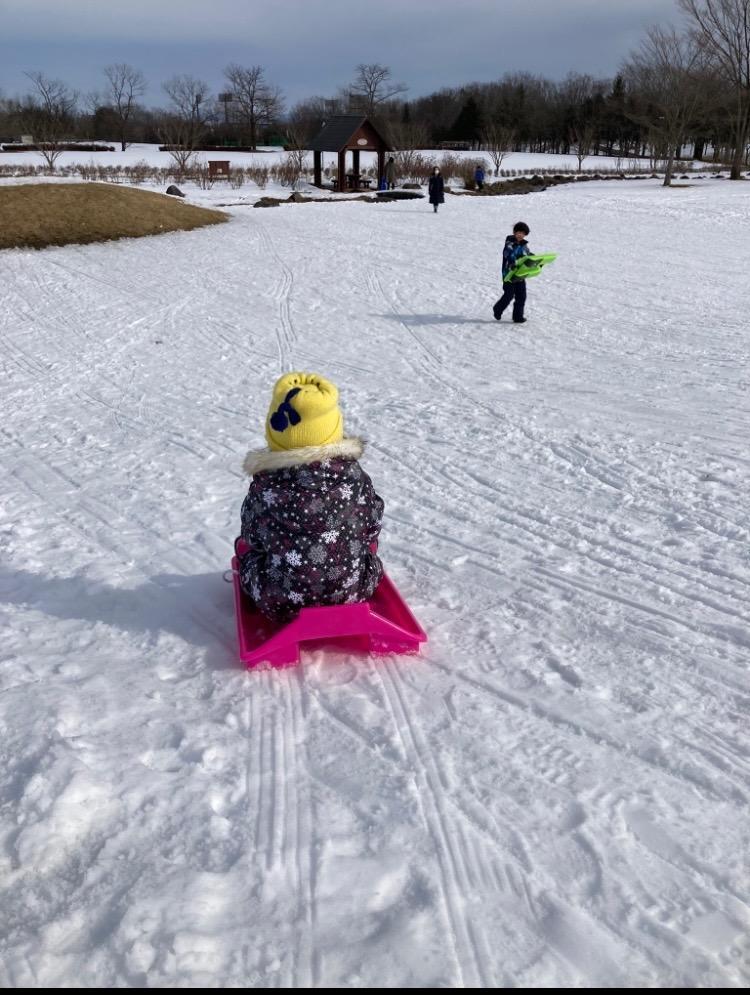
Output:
[{"xmin": 493, "ymin": 221, "xmax": 531, "ymax": 323}]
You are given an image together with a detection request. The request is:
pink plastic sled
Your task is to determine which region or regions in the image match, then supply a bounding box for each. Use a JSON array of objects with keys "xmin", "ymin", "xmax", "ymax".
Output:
[{"xmin": 231, "ymin": 555, "xmax": 427, "ymax": 669}]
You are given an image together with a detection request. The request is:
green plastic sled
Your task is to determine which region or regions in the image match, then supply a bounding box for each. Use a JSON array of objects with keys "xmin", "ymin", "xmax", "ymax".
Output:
[{"xmin": 504, "ymin": 252, "xmax": 557, "ymax": 283}]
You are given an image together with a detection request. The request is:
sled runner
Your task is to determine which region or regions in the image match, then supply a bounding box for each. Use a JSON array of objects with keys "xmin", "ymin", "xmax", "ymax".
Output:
[
  {"xmin": 231, "ymin": 554, "xmax": 427, "ymax": 669},
  {"xmin": 504, "ymin": 252, "xmax": 557, "ymax": 283}
]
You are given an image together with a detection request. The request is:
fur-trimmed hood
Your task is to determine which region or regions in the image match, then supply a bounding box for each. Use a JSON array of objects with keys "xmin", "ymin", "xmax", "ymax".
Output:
[{"xmin": 243, "ymin": 436, "xmax": 364, "ymax": 476}]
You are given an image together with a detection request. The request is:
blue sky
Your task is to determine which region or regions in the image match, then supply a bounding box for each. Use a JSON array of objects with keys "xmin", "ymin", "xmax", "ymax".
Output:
[{"xmin": 1, "ymin": 0, "xmax": 682, "ymax": 107}]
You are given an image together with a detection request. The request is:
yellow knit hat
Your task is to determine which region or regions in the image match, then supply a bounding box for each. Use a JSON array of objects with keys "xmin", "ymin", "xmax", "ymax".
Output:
[{"xmin": 265, "ymin": 372, "xmax": 344, "ymax": 451}]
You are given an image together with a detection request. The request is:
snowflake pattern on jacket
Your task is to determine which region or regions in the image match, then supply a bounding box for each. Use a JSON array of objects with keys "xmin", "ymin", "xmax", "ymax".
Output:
[{"xmin": 238, "ymin": 437, "xmax": 384, "ymax": 624}]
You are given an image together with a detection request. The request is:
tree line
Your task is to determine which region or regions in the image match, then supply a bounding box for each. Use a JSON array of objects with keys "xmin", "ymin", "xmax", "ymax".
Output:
[{"xmin": 1, "ymin": 0, "xmax": 748, "ymax": 185}]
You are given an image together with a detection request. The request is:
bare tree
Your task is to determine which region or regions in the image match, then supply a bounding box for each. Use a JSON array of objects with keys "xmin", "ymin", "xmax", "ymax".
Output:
[
  {"xmin": 160, "ymin": 75, "xmax": 211, "ymax": 174},
  {"xmin": 480, "ymin": 123, "xmax": 516, "ymax": 174},
  {"xmin": 0, "ymin": 87, "xmax": 10, "ymax": 138},
  {"xmin": 623, "ymin": 27, "xmax": 709, "ymax": 185},
  {"xmin": 283, "ymin": 123, "xmax": 309, "ymax": 186},
  {"xmin": 392, "ymin": 150, "xmax": 435, "ymax": 184},
  {"xmin": 22, "ymin": 71, "xmax": 78, "ymax": 170},
  {"xmin": 224, "ymin": 64, "xmax": 283, "ymax": 150},
  {"xmin": 349, "ymin": 64, "xmax": 407, "ymax": 117},
  {"xmin": 286, "ymin": 96, "xmax": 330, "ymax": 145},
  {"xmin": 386, "ymin": 118, "xmax": 430, "ymax": 152},
  {"xmin": 382, "ymin": 120, "xmax": 431, "ymax": 182},
  {"xmin": 162, "ymin": 74, "xmax": 210, "ymax": 145},
  {"xmin": 83, "ymin": 89, "xmax": 102, "ymax": 116},
  {"xmin": 156, "ymin": 116, "xmax": 200, "ymax": 175},
  {"xmin": 679, "ymin": 0, "xmax": 750, "ymax": 178},
  {"xmin": 553, "ymin": 72, "xmax": 609, "ymax": 161},
  {"xmin": 569, "ymin": 121, "xmax": 598, "ymax": 171},
  {"xmin": 104, "ymin": 63, "xmax": 146, "ymax": 151}
]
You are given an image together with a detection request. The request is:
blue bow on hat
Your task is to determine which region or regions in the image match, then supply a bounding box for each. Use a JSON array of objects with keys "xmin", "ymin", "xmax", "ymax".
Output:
[{"xmin": 269, "ymin": 388, "xmax": 302, "ymax": 432}]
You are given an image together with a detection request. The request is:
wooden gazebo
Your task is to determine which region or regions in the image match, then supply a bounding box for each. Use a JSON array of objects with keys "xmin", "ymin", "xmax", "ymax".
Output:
[{"xmin": 310, "ymin": 115, "xmax": 391, "ymax": 191}]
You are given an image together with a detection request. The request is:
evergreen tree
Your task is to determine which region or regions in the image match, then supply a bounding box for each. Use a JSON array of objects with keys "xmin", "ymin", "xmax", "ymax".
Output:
[{"xmin": 449, "ymin": 95, "xmax": 482, "ymax": 146}]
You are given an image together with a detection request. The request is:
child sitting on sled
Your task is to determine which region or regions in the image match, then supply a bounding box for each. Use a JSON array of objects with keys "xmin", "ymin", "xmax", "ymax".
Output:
[{"xmin": 237, "ymin": 373, "xmax": 384, "ymax": 624}]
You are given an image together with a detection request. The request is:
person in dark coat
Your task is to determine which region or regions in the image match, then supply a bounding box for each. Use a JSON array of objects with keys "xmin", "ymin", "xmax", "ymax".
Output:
[
  {"xmin": 474, "ymin": 164, "xmax": 485, "ymax": 190},
  {"xmin": 237, "ymin": 373, "xmax": 384, "ymax": 624},
  {"xmin": 384, "ymin": 156, "xmax": 397, "ymax": 190},
  {"xmin": 493, "ymin": 222, "xmax": 532, "ymax": 323},
  {"xmin": 428, "ymin": 167, "xmax": 445, "ymax": 212}
]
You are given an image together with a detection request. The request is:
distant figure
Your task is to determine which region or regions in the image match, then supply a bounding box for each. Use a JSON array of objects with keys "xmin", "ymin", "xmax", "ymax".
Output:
[
  {"xmin": 384, "ymin": 156, "xmax": 397, "ymax": 190},
  {"xmin": 428, "ymin": 167, "xmax": 445, "ymax": 213},
  {"xmin": 474, "ymin": 164, "xmax": 485, "ymax": 191},
  {"xmin": 493, "ymin": 222, "xmax": 531, "ymax": 324}
]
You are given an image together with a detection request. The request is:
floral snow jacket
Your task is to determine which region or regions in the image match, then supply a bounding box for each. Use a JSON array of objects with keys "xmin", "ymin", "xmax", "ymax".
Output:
[
  {"xmin": 502, "ymin": 234, "xmax": 531, "ymax": 279},
  {"xmin": 238, "ymin": 438, "xmax": 384, "ymax": 623}
]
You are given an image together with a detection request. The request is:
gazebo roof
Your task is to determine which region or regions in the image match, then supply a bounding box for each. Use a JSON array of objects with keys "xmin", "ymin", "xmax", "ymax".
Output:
[{"xmin": 309, "ymin": 115, "xmax": 391, "ymax": 152}]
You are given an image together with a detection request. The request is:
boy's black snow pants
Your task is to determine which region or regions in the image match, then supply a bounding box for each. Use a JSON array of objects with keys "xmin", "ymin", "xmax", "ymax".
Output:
[{"xmin": 494, "ymin": 279, "xmax": 526, "ymax": 321}]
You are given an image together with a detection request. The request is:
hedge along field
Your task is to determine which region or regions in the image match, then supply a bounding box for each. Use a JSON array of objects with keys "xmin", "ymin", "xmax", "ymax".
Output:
[{"xmin": 0, "ymin": 183, "xmax": 228, "ymax": 250}]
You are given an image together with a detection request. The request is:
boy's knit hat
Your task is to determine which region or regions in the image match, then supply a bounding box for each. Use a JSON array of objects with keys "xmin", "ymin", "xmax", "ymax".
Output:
[{"xmin": 265, "ymin": 372, "xmax": 344, "ymax": 452}]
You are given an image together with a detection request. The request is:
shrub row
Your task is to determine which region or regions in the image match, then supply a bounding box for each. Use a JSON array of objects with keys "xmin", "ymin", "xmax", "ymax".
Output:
[
  {"xmin": 0, "ymin": 157, "xmax": 737, "ymax": 192},
  {"xmin": 0, "ymin": 143, "xmax": 115, "ymax": 152}
]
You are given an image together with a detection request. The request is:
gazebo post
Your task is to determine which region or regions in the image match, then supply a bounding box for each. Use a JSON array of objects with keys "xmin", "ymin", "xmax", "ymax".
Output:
[
  {"xmin": 352, "ymin": 148, "xmax": 360, "ymax": 186},
  {"xmin": 378, "ymin": 150, "xmax": 385, "ymax": 187},
  {"xmin": 314, "ymin": 151, "xmax": 322, "ymax": 187},
  {"xmin": 338, "ymin": 149, "xmax": 346, "ymax": 192}
]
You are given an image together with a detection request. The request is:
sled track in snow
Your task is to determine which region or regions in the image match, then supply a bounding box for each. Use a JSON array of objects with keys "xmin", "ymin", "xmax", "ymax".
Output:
[
  {"xmin": 256, "ymin": 222, "xmax": 297, "ymax": 371},
  {"xmin": 363, "ymin": 273, "xmax": 750, "ymax": 667},
  {"xmin": 366, "ymin": 272, "xmax": 445, "ymax": 383},
  {"xmin": 289, "ymin": 671, "xmax": 320, "ymax": 987},
  {"xmin": 375, "ymin": 656, "xmax": 492, "ymax": 987},
  {"xmin": 360, "ymin": 270, "xmax": 750, "ymax": 820},
  {"xmin": 364, "ymin": 268, "xmax": 614, "ymax": 486},
  {"xmin": 243, "ymin": 669, "xmax": 319, "ymax": 987},
  {"xmin": 375, "ymin": 422, "xmax": 750, "ymax": 642}
]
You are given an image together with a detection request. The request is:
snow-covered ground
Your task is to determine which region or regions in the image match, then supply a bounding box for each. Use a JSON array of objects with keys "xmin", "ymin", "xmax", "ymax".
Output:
[{"xmin": 1, "ymin": 173, "xmax": 749, "ymax": 988}]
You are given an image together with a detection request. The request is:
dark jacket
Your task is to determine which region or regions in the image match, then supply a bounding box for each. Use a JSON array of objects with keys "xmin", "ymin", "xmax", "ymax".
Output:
[
  {"xmin": 428, "ymin": 173, "xmax": 445, "ymax": 204},
  {"xmin": 238, "ymin": 438, "xmax": 384, "ymax": 623},
  {"xmin": 474, "ymin": 167, "xmax": 485, "ymax": 182},
  {"xmin": 502, "ymin": 234, "xmax": 531, "ymax": 279}
]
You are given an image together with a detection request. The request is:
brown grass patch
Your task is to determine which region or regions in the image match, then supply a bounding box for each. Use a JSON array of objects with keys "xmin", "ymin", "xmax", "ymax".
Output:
[{"xmin": 0, "ymin": 182, "xmax": 228, "ymax": 250}]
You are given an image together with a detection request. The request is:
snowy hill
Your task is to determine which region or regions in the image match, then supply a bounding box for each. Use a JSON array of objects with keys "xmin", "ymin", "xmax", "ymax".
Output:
[{"xmin": 1, "ymin": 174, "xmax": 749, "ymax": 987}]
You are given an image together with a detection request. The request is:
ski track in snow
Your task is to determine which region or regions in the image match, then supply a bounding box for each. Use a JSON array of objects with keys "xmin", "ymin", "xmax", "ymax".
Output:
[{"xmin": 1, "ymin": 175, "xmax": 749, "ymax": 987}]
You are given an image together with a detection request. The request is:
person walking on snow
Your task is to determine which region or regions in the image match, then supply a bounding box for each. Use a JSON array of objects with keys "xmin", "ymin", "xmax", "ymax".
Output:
[
  {"xmin": 428, "ymin": 167, "xmax": 444, "ymax": 212},
  {"xmin": 237, "ymin": 373, "xmax": 384, "ymax": 624},
  {"xmin": 474, "ymin": 163, "xmax": 485, "ymax": 190},
  {"xmin": 493, "ymin": 221, "xmax": 531, "ymax": 323}
]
